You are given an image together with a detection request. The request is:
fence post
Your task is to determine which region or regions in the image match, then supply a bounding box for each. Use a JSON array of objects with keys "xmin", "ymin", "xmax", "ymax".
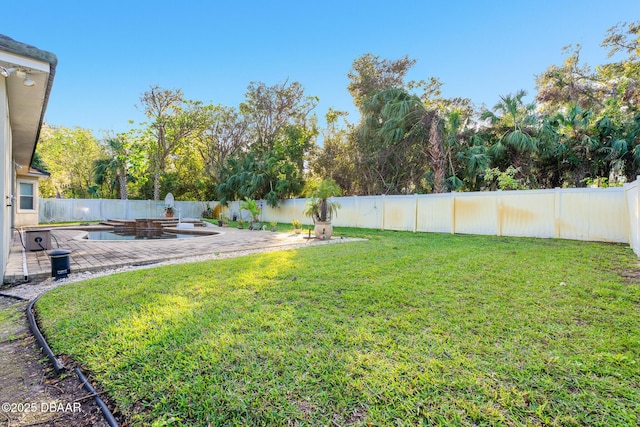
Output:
[
  {"xmin": 625, "ymin": 175, "xmax": 640, "ymax": 256},
  {"xmin": 381, "ymin": 195, "xmax": 386, "ymax": 231},
  {"xmin": 554, "ymin": 188, "xmax": 561, "ymax": 239},
  {"xmin": 451, "ymin": 192, "xmax": 456, "ymax": 234},
  {"xmin": 497, "ymin": 190, "xmax": 503, "ymax": 237},
  {"xmin": 413, "ymin": 194, "xmax": 419, "ymax": 233},
  {"xmin": 353, "ymin": 195, "xmax": 358, "ymax": 229}
]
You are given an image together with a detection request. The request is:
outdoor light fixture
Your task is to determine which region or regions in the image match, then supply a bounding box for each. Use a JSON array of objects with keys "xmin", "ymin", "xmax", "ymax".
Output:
[
  {"xmin": 0, "ymin": 67, "xmax": 36, "ymax": 86},
  {"xmin": 0, "ymin": 66, "xmax": 16, "ymax": 78},
  {"xmin": 23, "ymin": 74, "xmax": 36, "ymax": 87},
  {"xmin": 15, "ymin": 69, "xmax": 35, "ymax": 87}
]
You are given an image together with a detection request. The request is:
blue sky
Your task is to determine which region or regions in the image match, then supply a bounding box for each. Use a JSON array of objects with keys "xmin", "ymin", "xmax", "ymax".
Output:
[{"xmin": 3, "ymin": 1, "xmax": 638, "ymax": 137}]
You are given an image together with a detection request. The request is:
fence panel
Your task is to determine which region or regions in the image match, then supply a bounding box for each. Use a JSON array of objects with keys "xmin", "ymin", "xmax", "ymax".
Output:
[
  {"xmin": 454, "ymin": 192, "xmax": 498, "ymax": 235},
  {"xmin": 38, "ymin": 184, "xmax": 634, "ymax": 247},
  {"xmin": 500, "ymin": 190, "xmax": 555, "ymax": 238},
  {"xmin": 382, "ymin": 195, "xmax": 416, "ymax": 231},
  {"xmin": 416, "ymin": 194, "xmax": 454, "ymax": 233},
  {"xmin": 584, "ymin": 188, "xmax": 628, "ymax": 242},
  {"xmin": 624, "ymin": 180, "xmax": 639, "ymax": 255},
  {"xmin": 554, "ymin": 189, "xmax": 626, "ymax": 243},
  {"xmin": 341, "ymin": 196, "xmax": 382, "ymax": 229},
  {"xmin": 39, "ymin": 199, "xmax": 211, "ymax": 222},
  {"xmin": 262, "ymin": 199, "xmax": 308, "ymax": 226}
]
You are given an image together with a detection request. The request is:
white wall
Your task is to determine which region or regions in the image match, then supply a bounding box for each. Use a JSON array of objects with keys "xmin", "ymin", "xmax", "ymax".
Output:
[{"xmin": 0, "ymin": 77, "xmax": 11, "ymax": 281}]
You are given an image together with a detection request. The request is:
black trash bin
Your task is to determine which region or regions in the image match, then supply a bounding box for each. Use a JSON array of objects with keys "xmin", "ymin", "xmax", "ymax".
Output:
[{"xmin": 49, "ymin": 249, "xmax": 71, "ymax": 280}]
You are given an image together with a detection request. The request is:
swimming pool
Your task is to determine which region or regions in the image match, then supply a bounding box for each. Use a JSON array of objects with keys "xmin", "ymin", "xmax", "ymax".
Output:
[{"xmin": 85, "ymin": 230, "xmax": 200, "ymax": 241}]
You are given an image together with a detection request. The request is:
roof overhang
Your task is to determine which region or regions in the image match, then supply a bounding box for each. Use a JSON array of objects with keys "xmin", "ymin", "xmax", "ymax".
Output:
[
  {"xmin": 0, "ymin": 35, "xmax": 57, "ymax": 168},
  {"xmin": 16, "ymin": 165, "xmax": 50, "ymax": 179}
]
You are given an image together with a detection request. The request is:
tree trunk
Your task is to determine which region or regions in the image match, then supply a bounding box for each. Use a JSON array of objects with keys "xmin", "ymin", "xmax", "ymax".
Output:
[
  {"xmin": 424, "ymin": 112, "xmax": 446, "ymax": 193},
  {"xmin": 320, "ymin": 199, "xmax": 328, "ymax": 222},
  {"xmin": 153, "ymin": 124, "xmax": 167, "ymax": 201},
  {"xmin": 118, "ymin": 168, "xmax": 128, "ymax": 200},
  {"xmin": 153, "ymin": 170, "xmax": 160, "ymax": 201}
]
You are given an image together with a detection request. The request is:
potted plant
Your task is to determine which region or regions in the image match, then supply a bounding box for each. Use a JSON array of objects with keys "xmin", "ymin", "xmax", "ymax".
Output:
[
  {"xmin": 270, "ymin": 221, "xmax": 278, "ymax": 232},
  {"xmin": 237, "ymin": 219, "xmax": 246, "ymax": 229},
  {"xmin": 240, "ymin": 197, "xmax": 261, "ymax": 230},
  {"xmin": 164, "ymin": 206, "xmax": 174, "ymax": 218},
  {"xmin": 217, "ymin": 213, "xmax": 228, "ymax": 227},
  {"xmin": 303, "ymin": 178, "xmax": 342, "ymax": 239},
  {"xmin": 201, "ymin": 203, "xmax": 214, "ymax": 219},
  {"xmin": 292, "ymin": 219, "xmax": 302, "ymax": 234}
]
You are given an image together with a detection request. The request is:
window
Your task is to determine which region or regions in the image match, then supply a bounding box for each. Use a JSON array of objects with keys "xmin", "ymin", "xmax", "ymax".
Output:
[{"xmin": 19, "ymin": 182, "xmax": 34, "ymax": 210}]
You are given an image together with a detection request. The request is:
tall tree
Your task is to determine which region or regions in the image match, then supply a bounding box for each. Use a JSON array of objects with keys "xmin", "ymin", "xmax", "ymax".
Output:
[
  {"xmin": 308, "ymin": 108, "xmax": 357, "ymax": 194},
  {"xmin": 94, "ymin": 135, "xmax": 146, "ymax": 199},
  {"xmin": 359, "ymin": 87, "xmax": 447, "ymax": 193},
  {"xmin": 195, "ymin": 105, "xmax": 250, "ymax": 184},
  {"xmin": 216, "ymin": 80, "xmax": 318, "ymax": 206},
  {"xmin": 139, "ymin": 85, "xmax": 182, "ymax": 201},
  {"xmin": 139, "ymin": 85, "xmax": 206, "ymax": 201},
  {"xmin": 240, "ymin": 80, "xmax": 318, "ymax": 153},
  {"xmin": 36, "ymin": 125, "xmax": 105, "ymax": 198},
  {"xmin": 215, "ymin": 125, "xmax": 315, "ymax": 206},
  {"xmin": 535, "ymin": 45, "xmax": 603, "ymax": 114},
  {"xmin": 536, "ymin": 21, "xmax": 639, "ymax": 118},
  {"xmin": 347, "ymin": 54, "xmax": 416, "ymax": 111},
  {"xmin": 600, "ymin": 20, "xmax": 639, "ymax": 111}
]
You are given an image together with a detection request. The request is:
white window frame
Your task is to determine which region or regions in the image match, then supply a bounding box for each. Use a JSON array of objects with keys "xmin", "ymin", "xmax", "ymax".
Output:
[{"xmin": 17, "ymin": 179, "xmax": 36, "ymax": 212}]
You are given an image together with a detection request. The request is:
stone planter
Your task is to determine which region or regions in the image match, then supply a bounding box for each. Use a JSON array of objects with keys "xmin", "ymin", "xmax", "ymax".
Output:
[{"xmin": 314, "ymin": 221, "xmax": 333, "ymax": 240}]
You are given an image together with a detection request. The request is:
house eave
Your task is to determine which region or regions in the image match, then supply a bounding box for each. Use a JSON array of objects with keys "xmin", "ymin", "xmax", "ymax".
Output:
[{"xmin": 0, "ymin": 34, "xmax": 57, "ymax": 167}]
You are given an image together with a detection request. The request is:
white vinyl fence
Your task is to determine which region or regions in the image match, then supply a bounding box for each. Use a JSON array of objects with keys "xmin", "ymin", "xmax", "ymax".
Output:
[
  {"xmin": 40, "ymin": 182, "xmax": 640, "ymax": 252},
  {"xmin": 253, "ymin": 187, "xmax": 629, "ymax": 244},
  {"xmin": 624, "ymin": 178, "xmax": 640, "ymax": 256},
  {"xmin": 39, "ymin": 198, "xmax": 211, "ymax": 223}
]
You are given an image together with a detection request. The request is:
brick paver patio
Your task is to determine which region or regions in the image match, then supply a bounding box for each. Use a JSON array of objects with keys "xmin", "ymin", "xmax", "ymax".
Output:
[{"xmin": 3, "ymin": 224, "xmax": 342, "ymax": 285}]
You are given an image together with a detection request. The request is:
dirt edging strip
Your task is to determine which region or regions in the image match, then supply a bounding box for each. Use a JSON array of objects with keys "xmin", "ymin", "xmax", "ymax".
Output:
[{"xmin": 26, "ymin": 295, "xmax": 120, "ymax": 427}]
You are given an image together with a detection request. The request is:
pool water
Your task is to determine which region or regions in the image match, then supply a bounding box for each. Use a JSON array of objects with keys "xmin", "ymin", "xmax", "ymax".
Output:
[{"xmin": 86, "ymin": 230, "xmax": 198, "ymax": 241}]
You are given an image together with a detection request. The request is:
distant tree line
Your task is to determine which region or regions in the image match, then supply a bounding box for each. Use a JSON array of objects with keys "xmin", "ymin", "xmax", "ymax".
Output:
[{"xmin": 36, "ymin": 22, "xmax": 639, "ymax": 205}]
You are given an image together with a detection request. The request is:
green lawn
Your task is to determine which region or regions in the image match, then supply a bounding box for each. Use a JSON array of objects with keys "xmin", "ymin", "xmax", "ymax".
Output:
[{"xmin": 35, "ymin": 230, "xmax": 640, "ymax": 426}]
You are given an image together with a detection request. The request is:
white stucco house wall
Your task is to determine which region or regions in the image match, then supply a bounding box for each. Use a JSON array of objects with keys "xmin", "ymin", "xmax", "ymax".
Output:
[{"xmin": 1, "ymin": 35, "xmax": 57, "ymax": 282}]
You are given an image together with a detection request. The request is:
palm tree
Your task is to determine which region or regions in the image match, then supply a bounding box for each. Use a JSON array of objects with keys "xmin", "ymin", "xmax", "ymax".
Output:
[
  {"xmin": 441, "ymin": 109, "xmax": 491, "ymax": 191},
  {"xmin": 481, "ymin": 90, "xmax": 539, "ymax": 186},
  {"xmin": 538, "ymin": 104, "xmax": 602, "ymax": 186},
  {"xmin": 239, "ymin": 197, "xmax": 261, "ymax": 229},
  {"xmin": 106, "ymin": 138, "xmax": 130, "ymax": 199},
  {"xmin": 92, "ymin": 138, "xmax": 129, "ymax": 199},
  {"xmin": 303, "ymin": 178, "xmax": 342, "ymax": 239},
  {"xmin": 361, "ymin": 87, "xmax": 447, "ymax": 193},
  {"xmin": 595, "ymin": 112, "xmax": 640, "ymax": 184},
  {"xmin": 303, "ymin": 178, "xmax": 342, "ymax": 223}
]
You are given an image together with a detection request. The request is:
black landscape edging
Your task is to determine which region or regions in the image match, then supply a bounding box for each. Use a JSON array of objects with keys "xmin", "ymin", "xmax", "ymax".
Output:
[
  {"xmin": 26, "ymin": 295, "xmax": 120, "ymax": 427},
  {"xmin": 26, "ymin": 297, "xmax": 65, "ymax": 373},
  {"xmin": 75, "ymin": 367, "xmax": 119, "ymax": 427}
]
